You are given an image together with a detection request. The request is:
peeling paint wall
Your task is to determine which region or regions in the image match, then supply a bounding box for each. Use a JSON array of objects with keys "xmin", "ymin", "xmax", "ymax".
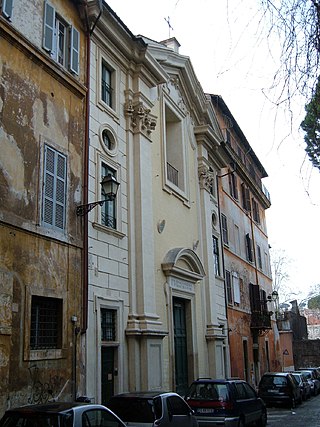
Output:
[{"xmin": 0, "ymin": 0, "xmax": 87, "ymax": 416}]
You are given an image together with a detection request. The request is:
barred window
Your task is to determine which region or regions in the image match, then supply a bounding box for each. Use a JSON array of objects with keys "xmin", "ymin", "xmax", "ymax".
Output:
[
  {"xmin": 101, "ymin": 163, "xmax": 117, "ymax": 229},
  {"xmin": 212, "ymin": 235, "xmax": 221, "ymax": 276},
  {"xmin": 101, "ymin": 309, "xmax": 116, "ymax": 341},
  {"xmin": 30, "ymin": 296, "xmax": 62, "ymax": 350}
]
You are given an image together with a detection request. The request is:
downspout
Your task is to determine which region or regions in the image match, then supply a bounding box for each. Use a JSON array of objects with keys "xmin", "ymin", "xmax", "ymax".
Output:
[
  {"xmin": 81, "ymin": 6, "xmax": 91, "ymax": 334},
  {"xmin": 80, "ymin": 0, "xmax": 103, "ymax": 334},
  {"xmin": 216, "ymin": 167, "xmax": 230, "ymax": 377}
]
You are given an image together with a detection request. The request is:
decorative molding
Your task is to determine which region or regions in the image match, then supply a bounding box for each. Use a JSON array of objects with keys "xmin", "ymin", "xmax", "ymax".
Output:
[
  {"xmin": 124, "ymin": 100, "xmax": 157, "ymax": 136},
  {"xmin": 198, "ymin": 164, "xmax": 215, "ymax": 192}
]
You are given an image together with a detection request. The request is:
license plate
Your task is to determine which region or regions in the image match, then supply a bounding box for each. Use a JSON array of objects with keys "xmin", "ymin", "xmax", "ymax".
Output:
[
  {"xmin": 197, "ymin": 408, "xmax": 215, "ymax": 414},
  {"xmin": 268, "ymin": 389, "xmax": 279, "ymax": 393}
]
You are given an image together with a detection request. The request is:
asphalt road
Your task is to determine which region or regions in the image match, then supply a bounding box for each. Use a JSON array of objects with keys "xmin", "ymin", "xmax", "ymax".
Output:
[{"xmin": 267, "ymin": 393, "xmax": 320, "ymax": 426}]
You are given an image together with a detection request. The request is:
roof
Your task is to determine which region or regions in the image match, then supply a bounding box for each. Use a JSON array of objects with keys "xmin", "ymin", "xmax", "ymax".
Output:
[
  {"xmin": 4, "ymin": 402, "xmax": 99, "ymax": 414},
  {"xmin": 111, "ymin": 391, "xmax": 172, "ymax": 399},
  {"xmin": 210, "ymin": 94, "xmax": 268, "ymax": 178}
]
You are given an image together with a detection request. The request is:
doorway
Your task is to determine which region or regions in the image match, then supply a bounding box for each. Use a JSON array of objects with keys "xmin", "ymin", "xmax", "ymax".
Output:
[
  {"xmin": 101, "ymin": 347, "xmax": 115, "ymax": 404},
  {"xmin": 173, "ymin": 298, "xmax": 188, "ymax": 395}
]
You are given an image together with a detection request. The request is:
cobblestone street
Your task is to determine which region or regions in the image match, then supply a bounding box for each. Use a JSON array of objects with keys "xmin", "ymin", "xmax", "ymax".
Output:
[{"xmin": 267, "ymin": 393, "xmax": 320, "ymax": 426}]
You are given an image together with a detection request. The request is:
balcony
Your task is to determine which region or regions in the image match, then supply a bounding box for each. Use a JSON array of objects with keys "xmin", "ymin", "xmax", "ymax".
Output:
[{"xmin": 251, "ymin": 310, "xmax": 272, "ymax": 330}]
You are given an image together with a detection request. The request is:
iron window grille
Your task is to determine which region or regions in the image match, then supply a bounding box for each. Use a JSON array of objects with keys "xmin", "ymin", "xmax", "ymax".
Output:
[
  {"xmin": 101, "ymin": 163, "xmax": 117, "ymax": 229},
  {"xmin": 101, "ymin": 308, "xmax": 116, "ymax": 341},
  {"xmin": 30, "ymin": 296, "xmax": 62, "ymax": 350}
]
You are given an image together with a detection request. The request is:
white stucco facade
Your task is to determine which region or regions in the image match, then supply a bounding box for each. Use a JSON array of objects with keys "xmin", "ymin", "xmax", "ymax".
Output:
[{"xmin": 85, "ymin": 1, "xmax": 230, "ymax": 402}]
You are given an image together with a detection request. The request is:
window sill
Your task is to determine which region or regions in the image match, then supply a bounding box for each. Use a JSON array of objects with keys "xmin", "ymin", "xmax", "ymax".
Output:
[
  {"xmin": 97, "ymin": 100, "xmax": 120, "ymax": 123},
  {"xmin": 92, "ymin": 222, "xmax": 126, "ymax": 239},
  {"xmin": 25, "ymin": 348, "xmax": 67, "ymax": 361}
]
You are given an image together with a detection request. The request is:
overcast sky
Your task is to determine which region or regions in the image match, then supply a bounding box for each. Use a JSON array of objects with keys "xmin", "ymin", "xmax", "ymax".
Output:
[{"xmin": 106, "ymin": 0, "xmax": 320, "ymax": 301}]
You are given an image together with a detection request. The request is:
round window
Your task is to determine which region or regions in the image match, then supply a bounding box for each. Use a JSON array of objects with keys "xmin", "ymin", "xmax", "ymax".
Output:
[{"xmin": 100, "ymin": 127, "xmax": 117, "ymax": 155}]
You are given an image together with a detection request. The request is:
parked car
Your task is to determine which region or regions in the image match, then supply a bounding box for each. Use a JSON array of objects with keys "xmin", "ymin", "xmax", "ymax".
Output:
[
  {"xmin": 258, "ymin": 372, "xmax": 301, "ymax": 408},
  {"xmin": 0, "ymin": 402, "xmax": 126, "ymax": 427},
  {"xmin": 184, "ymin": 378, "xmax": 267, "ymax": 426},
  {"xmin": 296, "ymin": 369, "xmax": 320, "ymax": 395},
  {"xmin": 292, "ymin": 372, "xmax": 311, "ymax": 400},
  {"xmin": 107, "ymin": 391, "xmax": 198, "ymax": 426}
]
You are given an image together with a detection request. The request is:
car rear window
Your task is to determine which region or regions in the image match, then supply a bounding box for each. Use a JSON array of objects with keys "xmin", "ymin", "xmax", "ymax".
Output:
[
  {"xmin": 185, "ymin": 383, "xmax": 229, "ymax": 401},
  {"xmin": 261, "ymin": 375, "xmax": 287, "ymax": 387},
  {"xmin": 107, "ymin": 397, "xmax": 156, "ymax": 423}
]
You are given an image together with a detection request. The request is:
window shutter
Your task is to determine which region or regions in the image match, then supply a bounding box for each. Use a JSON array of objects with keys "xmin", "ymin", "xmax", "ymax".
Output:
[
  {"xmin": 249, "ymin": 283, "xmax": 261, "ymax": 312},
  {"xmin": 43, "ymin": 146, "xmax": 66, "ymax": 230},
  {"xmin": 70, "ymin": 26, "xmax": 79, "ymax": 75},
  {"xmin": 3, "ymin": 0, "xmax": 13, "ymax": 18},
  {"xmin": 245, "ymin": 233, "xmax": 253, "ymax": 262},
  {"xmin": 233, "ymin": 273, "xmax": 241, "ymax": 304},
  {"xmin": 43, "ymin": 1, "xmax": 55, "ymax": 52}
]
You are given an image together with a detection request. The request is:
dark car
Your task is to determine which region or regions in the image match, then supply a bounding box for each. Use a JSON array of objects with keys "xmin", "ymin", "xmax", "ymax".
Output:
[
  {"xmin": 0, "ymin": 402, "xmax": 126, "ymax": 427},
  {"xmin": 292, "ymin": 372, "xmax": 311, "ymax": 400},
  {"xmin": 258, "ymin": 372, "xmax": 301, "ymax": 408},
  {"xmin": 297, "ymin": 368, "xmax": 320, "ymax": 395},
  {"xmin": 184, "ymin": 378, "xmax": 267, "ymax": 427},
  {"xmin": 107, "ymin": 391, "xmax": 198, "ymax": 426}
]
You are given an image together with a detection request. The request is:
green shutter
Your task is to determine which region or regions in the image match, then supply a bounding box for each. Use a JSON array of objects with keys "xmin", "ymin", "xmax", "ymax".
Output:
[
  {"xmin": 3, "ymin": 0, "xmax": 13, "ymax": 18},
  {"xmin": 43, "ymin": 145, "xmax": 66, "ymax": 230},
  {"xmin": 70, "ymin": 26, "xmax": 79, "ymax": 74},
  {"xmin": 43, "ymin": 1, "xmax": 55, "ymax": 52}
]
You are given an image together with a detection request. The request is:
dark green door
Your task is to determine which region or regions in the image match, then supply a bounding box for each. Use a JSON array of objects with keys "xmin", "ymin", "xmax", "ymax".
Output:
[
  {"xmin": 173, "ymin": 298, "xmax": 188, "ymax": 395},
  {"xmin": 101, "ymin": 347, "xmax": 114, "ymax": 404}
]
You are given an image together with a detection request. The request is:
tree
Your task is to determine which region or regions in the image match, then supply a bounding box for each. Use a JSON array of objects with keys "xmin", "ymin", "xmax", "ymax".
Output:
[
  {"xmin": 308, "ymin": 294, "xmax": 320, "ymax": 308},
  {"xmin": 259, "ymin": 0, "xmax": 320, "ymax": 170},
  {"xmin": 270, "ymin": 248, "xmax": 296, "ymax": 303},
  {"xmin": 301, "ymin": 76, "xmax": 320, "ymax": 169}
]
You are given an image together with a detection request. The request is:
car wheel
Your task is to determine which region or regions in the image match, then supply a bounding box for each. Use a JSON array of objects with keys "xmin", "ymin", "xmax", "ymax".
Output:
[{"xmin": 256, "ymin": 410, "xmax": 267, "ymax": 427}]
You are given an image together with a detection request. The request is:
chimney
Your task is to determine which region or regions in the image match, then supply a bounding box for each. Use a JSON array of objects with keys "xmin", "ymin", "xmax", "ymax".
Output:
[{"xmin": 161, "ymin": 37, "xmax": 180, "ymax": 53}]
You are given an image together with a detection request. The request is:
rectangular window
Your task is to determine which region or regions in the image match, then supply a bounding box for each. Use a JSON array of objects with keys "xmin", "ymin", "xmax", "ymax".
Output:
[
  {"xmin": 43, "ymin": 1, "xmax": 79, "ymax": 75},
  {"xmin": 225, "ymin": 270, "xmax": 233, "ymax": 304},
  {"xmin": 245, "ymin": 233, "xmax": 253, "ymax": 262},
  {"xmin": 30, "ymin": 296, "xmax": 62, "ymax": 350},
  {"xmin": 234, "ymin": 224, "xmax": 240, "ymax": 255},
  {"xmin": 165, "ymin": 104, "xmax": 185, "ymax": 192},
  {"xmin": 2, "ymin": 0, "xmax": 13, "ymax": 18},
  {"xmin": 228, "ymin": 172, "xmax": 238, "ymax": 199},
  {"xmin": 221, "ymin": 214, "xmax": 229, "ymax": 245},
  {"xmin": 252, "ymin": 198, "xmax": 260, "ymax": 223},
  {"xmin": 233, "ymin": 273, "xmax": 241, "ymax": 305},
  {"xmin": 241, "ymin": 183, "xmax": 251, "ymax": 211},
  {"xmin": 101, "ymin": 308, "xmax": 116, "ymax": 341},
  {"xmin": 101, "ymin": 163, "xmax": 117, "ymax": 229},
  {"xmin": 212, "ymin": 236, "xmax": 220, "ymax": 276},
  {"xmin": 257, "ymin": 245, "xmax": 263, "ymax": 269},
  {"xmin": 101, "ymin": 62, "xmax": 113, "ymax": 107},
  {"xmin": 42, "ymin": 145, "xmax": 67, "ymax": 231}
]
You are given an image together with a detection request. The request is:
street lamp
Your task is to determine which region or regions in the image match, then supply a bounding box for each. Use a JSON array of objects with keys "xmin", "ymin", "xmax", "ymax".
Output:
[{"xmin": 76, "ymin": 174, "xmax": 120, "ymax": 216}]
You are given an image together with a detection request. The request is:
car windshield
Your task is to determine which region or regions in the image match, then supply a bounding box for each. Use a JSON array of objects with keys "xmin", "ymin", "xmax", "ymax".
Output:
[
  {"xmin": 0, "ymin": 413, "xmax": 60, "ymax": 427},
  {"xmin": 107, "ymin": 397, "xmax": 156, "ymax": 423},
  {"xmin": 186, "ymin": 383, "xmax": 229, "ymax": 401}
]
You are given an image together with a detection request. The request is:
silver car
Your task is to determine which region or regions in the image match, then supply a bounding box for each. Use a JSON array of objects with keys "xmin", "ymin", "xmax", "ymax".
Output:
[
  {"xmin": 107, "ymin": 391, "xmax": 198, "ymax": 427},
  {"xmin": 0, "ymin": 402, "xmax": 126, "ymax": 427}
]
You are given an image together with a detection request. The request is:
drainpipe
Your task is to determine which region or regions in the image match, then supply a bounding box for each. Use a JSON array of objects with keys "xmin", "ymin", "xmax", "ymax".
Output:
[{"xmin": 216, "ymin": 167, "xmax": 231, "ymax": 378}]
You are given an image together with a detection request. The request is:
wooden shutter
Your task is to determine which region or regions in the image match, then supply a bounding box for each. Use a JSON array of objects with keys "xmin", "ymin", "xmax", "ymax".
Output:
[
  {"xmin": 70, "ymin": 26, "xmax": 79, "ymax": 75},
  {"xmin": 249, "ymin": 283, "xmax": 260, "ymax": 312},
  {"xmin": 3, "ymin": 0, "xmax": 13, "ymax": 18},
  {"xmin": 43, "ymin": 1, "xmax": 55, "ymax": 52},
  {"xmin": 245, "ymin": 233, "xmax": 253, "ymax": 262},
  {"xmin": 43, "ymin": 146, "xmax": 66, "ymax": 230}
]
